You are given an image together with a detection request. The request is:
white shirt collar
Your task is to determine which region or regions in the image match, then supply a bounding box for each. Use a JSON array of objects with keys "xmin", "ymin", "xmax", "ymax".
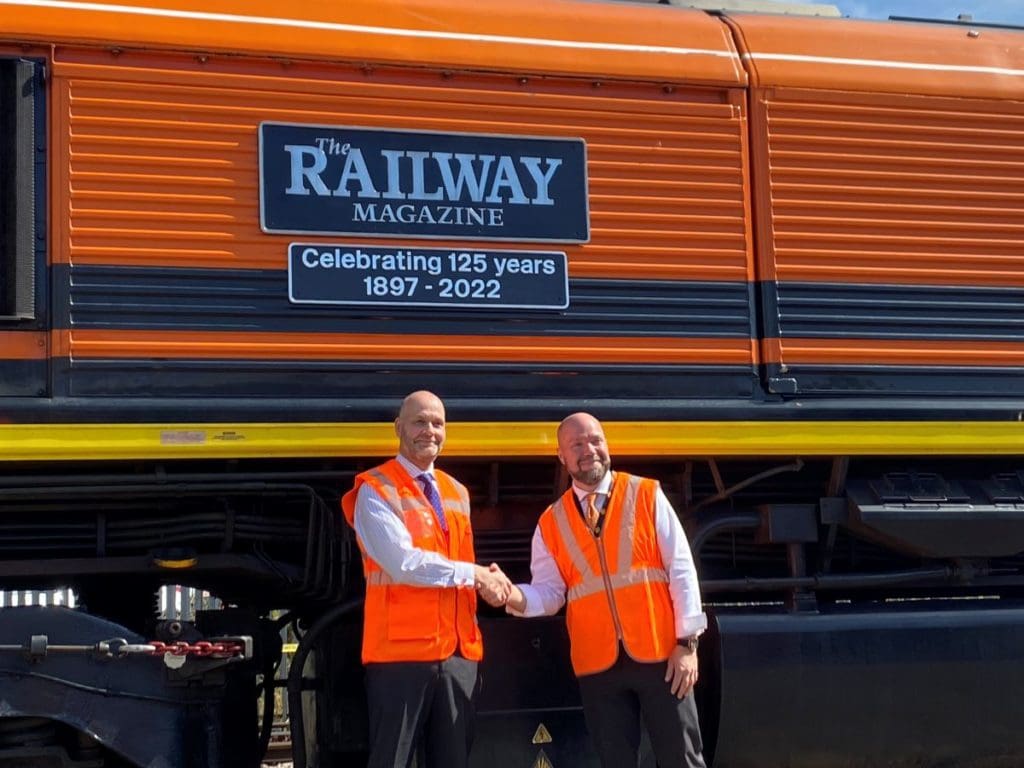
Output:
[
  {"xmin": 572, "ymin": 471, "xmax": 612, "ymax": 501},
  {"xmin": 396, "ymin": 453, "xmax": 433, "ymax": 480}
]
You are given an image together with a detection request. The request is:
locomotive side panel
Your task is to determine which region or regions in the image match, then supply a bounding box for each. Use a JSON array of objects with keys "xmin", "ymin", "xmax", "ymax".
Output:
[
  {"xmin": 49, "ymin": 46, "xmax": 757, "ymax": 409},
  {"xmin": 734, "ymin": 14, "xmax": 1024, "ymax": 397},
  {"xmin": 757, "ymin": 86, "xmax": 1024, "ymax": 397}
]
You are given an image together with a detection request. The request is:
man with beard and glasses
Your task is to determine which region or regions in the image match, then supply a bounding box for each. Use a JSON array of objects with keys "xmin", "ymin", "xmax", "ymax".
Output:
[
  {"xmin": 485, "ymin": 412, "xmax": 707, "ymax": 768},
  {"xmin": 341, "ymin": 390, "xmax": 512, "ymax": 768}
]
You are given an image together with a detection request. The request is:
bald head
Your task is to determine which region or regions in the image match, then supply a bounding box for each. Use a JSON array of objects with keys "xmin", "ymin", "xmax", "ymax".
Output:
[
  {"xmin": 398, "ymin": 390, "xmax": 444, "ymax": 421},
  {"xmin": 557, "ymin": 412, "xmax": 600, "ymax": 442},
  {"xmin": 395, "ymin": 390, "xmax": 446, "ymax": 471},
  {"xmin": 557, "ymin": 412, "xmax": 610, "ymax": 489}
]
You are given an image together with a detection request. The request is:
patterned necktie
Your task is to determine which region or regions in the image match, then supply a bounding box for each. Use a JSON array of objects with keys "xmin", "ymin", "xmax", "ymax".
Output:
[
  {"xmin": 417, "ymin": 474, "xmax": 449, "ymax": 534},
  {"xmin": 584, "ymin": 492, "xmax": 601, "ymax": 533}
]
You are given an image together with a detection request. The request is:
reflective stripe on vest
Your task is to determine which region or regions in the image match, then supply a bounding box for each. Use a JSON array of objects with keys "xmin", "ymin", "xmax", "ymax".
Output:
[
  {"xmin": 365, "ymin": 571, "xmax": 393, "ymax": 586},
  {"xmin": 363, "ymin": 467, "xmax": 472, "ymax": 521},
  {"xmin": 567, "ymin": 567, "xmax": 669, "ymax": 602}
]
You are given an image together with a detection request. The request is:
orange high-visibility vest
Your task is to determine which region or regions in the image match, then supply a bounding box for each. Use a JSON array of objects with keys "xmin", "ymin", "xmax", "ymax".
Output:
[
  {"xmin": 537, "ymin": 472, "xmax": 675, "ymax": 676},
  {"xmin": 341, "ymin": 459, "xmax": 482, "ymax": 663}
]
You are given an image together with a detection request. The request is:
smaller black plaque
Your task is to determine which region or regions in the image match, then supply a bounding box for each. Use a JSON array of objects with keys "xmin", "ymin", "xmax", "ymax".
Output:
[{"xmin": 289, "ymin": 244, "xmax": 569, "ymax": 310}]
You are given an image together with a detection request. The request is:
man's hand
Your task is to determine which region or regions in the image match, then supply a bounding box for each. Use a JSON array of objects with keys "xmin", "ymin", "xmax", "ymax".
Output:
[
  {"xmin": 665, "ymin": 644, "xmax": 699, "ymax": 699},
  {"xmin": 474, "ymin": 563, "xmax": 512, "ymax": 606}
]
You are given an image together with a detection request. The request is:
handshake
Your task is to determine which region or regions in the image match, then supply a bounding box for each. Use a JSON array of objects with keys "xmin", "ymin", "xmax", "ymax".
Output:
[{"xmin": 473, "ymin": 563, "xmax": 513, "ymax": 607}]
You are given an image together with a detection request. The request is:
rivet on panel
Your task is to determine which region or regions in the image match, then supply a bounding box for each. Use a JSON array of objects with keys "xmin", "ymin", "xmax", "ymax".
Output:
[
  {"xmin": 361, "ymin": 65, "xmax": 375, "ymax": 76},
  {"xmin": 109, "ymin": 47, "xmax": 122, "ymax": 57},
  {"xmin": 196, "ymin": 55, "xmax": 208, "ymax": 64},
  {"xmin": 441, "ymin": 71, "xmax": 454, "ymax": 80},
  {"xmin": 662, "ymin": 84, "xmax": 676, "ymax": 94},
  {"xmin": 592, "ymin": 81, "xmax": 602, "ymax": 88},
  {"xmin": 518, "ymin": 77, "xmax": 529, "ymax": 85}
]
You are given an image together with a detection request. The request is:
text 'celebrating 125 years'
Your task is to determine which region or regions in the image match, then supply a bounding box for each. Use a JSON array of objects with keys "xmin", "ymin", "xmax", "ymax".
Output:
[{"xmin": 288, "ymin": 245, "xmax": 568, "ymax": 310}]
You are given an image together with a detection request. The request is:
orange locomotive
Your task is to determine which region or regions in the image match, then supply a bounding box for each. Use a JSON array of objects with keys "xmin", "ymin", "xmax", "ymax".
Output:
[{"xmin": 0, "ymin": 0, "xmax": 1022, "ymax": 766}]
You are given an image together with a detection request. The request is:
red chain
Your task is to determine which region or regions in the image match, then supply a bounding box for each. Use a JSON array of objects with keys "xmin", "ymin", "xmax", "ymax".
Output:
[{"xmin": 148, "ymin": 640, "xmax": 245, "ymax": 659}]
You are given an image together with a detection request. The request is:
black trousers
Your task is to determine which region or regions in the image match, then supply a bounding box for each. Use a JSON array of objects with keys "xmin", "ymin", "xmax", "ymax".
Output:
[
  {"xmin": 577, "ymin": 652, "xmax": 706, "ymax": 768},
  {"xmin": 365, "ymin": 655, "xmax": 479, "ymax": 768}
]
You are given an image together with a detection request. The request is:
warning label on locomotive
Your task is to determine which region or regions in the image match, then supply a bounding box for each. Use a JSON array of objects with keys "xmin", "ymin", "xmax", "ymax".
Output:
[
  {"xmin": 288, "ymin": 244, "xmax": 569, "ymax": 310},
  {"xmin": 259, "ymin": 123, "xmax": 589, "ymax": 243}
]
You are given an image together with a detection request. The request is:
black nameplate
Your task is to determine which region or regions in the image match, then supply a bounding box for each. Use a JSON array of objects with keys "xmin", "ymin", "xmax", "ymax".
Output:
[{"xmin": 260, "ymin": 123, "xmax": 588, "ymax": 242}]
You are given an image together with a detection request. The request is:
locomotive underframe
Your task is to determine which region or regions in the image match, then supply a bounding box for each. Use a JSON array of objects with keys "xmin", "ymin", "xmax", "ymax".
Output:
[{"xmin": 0, "ymin": 454, "xmax": 1021, "ymax": 766}]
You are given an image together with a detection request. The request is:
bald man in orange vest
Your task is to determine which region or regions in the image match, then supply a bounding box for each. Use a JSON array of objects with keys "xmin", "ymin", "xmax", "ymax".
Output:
[
  {"xmin": 342, "ymin": 391, "xmax": 511, "ymax": 768},
  {"xmin": 499, "ymin": 412, "xmax": 707, "ymax": 768}
]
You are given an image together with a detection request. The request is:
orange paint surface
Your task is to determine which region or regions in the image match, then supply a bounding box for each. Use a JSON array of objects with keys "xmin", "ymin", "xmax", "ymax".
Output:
[
  {"xmin": 0, "ymin": 332, "xmax": 48, "ymax": 360},
  {"xmin": 64, "ymin": 329, "xmax": 756, "ymax": 365},
  {"xmin": 764, "ymin": 337, "xmax": 1024, "ymax": 366}
]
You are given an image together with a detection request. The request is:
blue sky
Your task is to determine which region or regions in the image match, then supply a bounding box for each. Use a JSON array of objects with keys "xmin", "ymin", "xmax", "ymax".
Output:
[{"xmin": 828, "ymin": 0, "xmax": 1024, "ymax": 24}]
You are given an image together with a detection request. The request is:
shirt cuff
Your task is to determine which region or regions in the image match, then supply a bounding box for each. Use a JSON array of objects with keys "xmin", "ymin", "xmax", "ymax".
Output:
[
  {"xmin": 453, "ymin": 561, "xmax": 476, "ymax": 588},
  {"xmin": 505, "ymin": 584, "xmax": 544, "ymax": 617},
  {"xmin": 676, "ymin": 612, "xmax": 709, "ymax": 638}
]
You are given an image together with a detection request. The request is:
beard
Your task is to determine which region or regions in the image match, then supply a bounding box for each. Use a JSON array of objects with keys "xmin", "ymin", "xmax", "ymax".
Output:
[{"xmin": 569, "ymin": 461, "xmax": 609, "ymax": 487}]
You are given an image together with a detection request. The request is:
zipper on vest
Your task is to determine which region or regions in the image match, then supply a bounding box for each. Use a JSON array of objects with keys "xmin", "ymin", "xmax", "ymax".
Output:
[{"xmin": 595, "ymin": 540, "xmax": 625, "ymax": 641}]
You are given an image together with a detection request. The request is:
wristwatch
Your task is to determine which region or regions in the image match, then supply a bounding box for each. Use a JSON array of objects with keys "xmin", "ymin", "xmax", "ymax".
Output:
[{"xmin": 677, "ymin": 635, "xmax": 699, "ymax": 652}]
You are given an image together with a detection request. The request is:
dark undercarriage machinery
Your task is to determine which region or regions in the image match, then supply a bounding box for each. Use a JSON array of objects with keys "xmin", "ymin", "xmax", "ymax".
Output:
[{"xmin": 0, "ymin": 454, "xmax": 1022, "ymax": 767}]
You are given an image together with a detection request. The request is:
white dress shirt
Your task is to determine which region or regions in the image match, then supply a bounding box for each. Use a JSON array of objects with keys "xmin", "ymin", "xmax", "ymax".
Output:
[
  {"xmin": 507, "ymin": 472, "xmax": 708, "ymax": 638},
  {"xmin": 353, "ymin": 454, "xmax": 476, "ymax": 588}
]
